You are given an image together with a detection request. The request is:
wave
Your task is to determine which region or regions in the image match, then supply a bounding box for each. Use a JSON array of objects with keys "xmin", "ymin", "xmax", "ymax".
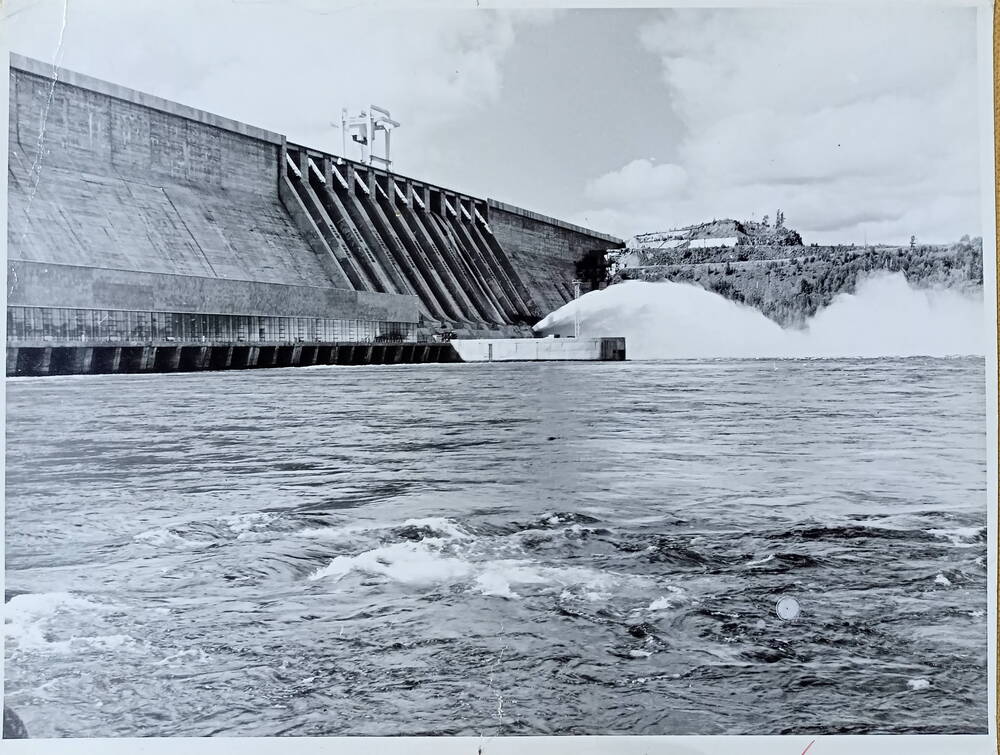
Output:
[
  {"xmin": 134, "ymin": 528, "xmax": 215, "ymax": 550},
  {"xmin": 927, "ymin": 527, "xmax": 987, "ymax": 547},
  {"xmin": 647, "ymin": 587, "xmax": 687, "ymax": 611},
  {"xmin": 533, "ymin": 273, "xmax": 986, "ymax": 359},
  {"xmin": 306, "ymin": 533, "xmax": 652, "ymax": 601},
  {"xmin": 4, "ymin": 592, "xmax": 140, "ymax": 654},
  {"xmin": 133, "ymin": 511, "xmax": 294, "ymax": 549},
  {"xmin": 299, "ymin": 516, "xmax": 473, "ymax": 543}
]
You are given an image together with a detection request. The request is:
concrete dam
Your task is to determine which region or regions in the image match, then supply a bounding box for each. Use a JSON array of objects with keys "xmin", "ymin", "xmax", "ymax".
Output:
[{"xmin": 6, "ymin": 54, "xmax": 624, "ymax": 376}]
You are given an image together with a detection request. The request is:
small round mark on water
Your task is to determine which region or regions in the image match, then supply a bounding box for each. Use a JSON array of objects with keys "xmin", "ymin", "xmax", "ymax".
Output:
[{"xmin": 775, "ymin": 596, "xmax": 800, "ymax": 621}]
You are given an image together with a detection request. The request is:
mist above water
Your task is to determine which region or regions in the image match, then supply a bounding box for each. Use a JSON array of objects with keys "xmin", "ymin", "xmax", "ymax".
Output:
[{"xmin": 533, "ymin": 273, "xmax": 987, "ymax": 359}]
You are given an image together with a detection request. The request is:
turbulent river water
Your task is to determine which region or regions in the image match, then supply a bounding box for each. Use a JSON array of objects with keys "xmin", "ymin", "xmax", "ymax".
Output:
[{"xmin": 4, "ymin": 358, "xmax": 989, "ymax": 737}]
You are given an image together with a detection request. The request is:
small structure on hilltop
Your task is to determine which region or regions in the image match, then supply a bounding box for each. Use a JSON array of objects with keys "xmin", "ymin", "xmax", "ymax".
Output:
[
  {"xmin": 626, "ymin": 213, "xmax": 803, "ymax": 251},
  {"xmin": 606, "ymin": 213, "xmax": 804, "ymax": 277}
]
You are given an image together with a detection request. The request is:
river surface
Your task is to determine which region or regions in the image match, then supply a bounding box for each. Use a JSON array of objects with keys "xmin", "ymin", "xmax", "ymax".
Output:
[{"xmin": 4, "ymin": 358, "xmax": 990, "ymax": 737}]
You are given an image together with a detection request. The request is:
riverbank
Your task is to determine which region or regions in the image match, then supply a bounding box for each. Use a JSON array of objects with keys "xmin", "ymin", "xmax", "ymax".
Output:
[{"xmin": 613, "ymin": 238, "xmax": 983, "ymax": 327}]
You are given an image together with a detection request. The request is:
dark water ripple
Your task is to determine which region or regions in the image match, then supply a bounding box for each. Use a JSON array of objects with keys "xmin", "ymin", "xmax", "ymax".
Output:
[{"xmin": 4, "ymin": 358, "xmax": 989, "ymax": 737}]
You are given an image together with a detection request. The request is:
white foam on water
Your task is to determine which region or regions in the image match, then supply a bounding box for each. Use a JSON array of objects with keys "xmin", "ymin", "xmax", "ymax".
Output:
[
  {"xmin": 907, "ymin": 678, "xmax": 931, "ymax": 690},
  {"xmin": 474, "ymin": 572, "xmax": 519, "ymax": 599},
  {"xmin": 135, "ymin": 512, "xmax": 289, "ymax": 548},
  {"xmin": 4, "ymin": 592, "xmax": 135, "ymax": 654},
  {"xmin": 508, "ymin": 523, "xmax": 607, "ymax": 548},
  {"xmin": 533, "ymin": 273, "xmax": 986, "ymax": 359},
  {"xmin": 400, "ymin": 517, "xmax": 473, "ymax": 540},
  {"xmin": 561, "ymin": 588, "xmax": 610, "ymax": 603},
  {"xmin": 647, "ymin": 587, "xmax": 687, "ymax": 611},
  {"xmin": 927, "ymin": 527, "xmax": 984, "ymax": 547},
  {"xmin": 68, "ymin": 634, "xmax": 146, "ymax": 652},
  {"xmin": 134, "ymin": 528, "xmax": 213, "ymax": 550},
  {"xmin": 307, "ymin": 541, "xmax": 472, "ymax": 585},
  {"xmin": 934, "ymin": 574, "xmax": 952, "ymax": 586},
  {"xmin": 745, "ymin": 554, "xmax": 776, "ymax": 568},
  {"xmin": 153, "ymin": 647, "xmax": 213, "ymax": 666},
  {"xmin": 298, "ymin": 524, "xmax": 365, "ymax": 541},
  {"xmin": 224, "ymin": 511, "xmax": 280, "ymax": 539},
  {"xmin": 308, "ymin": 538, "xmax": 649, "ymax": 600},
  {"xmin": 300, "ymin": 516, "xmax": 472, "ymax": 543}
]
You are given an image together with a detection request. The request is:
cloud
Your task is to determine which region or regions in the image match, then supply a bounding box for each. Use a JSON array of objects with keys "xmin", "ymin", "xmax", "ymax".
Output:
[
  {"xmin": 6, "ymin": 1, "xmax": 556, "ymax": 173},
  {"xmin": 575, "ymin": 7, "xmax": 981, "ymax": 245},
  {"xmin": 6, "ymin": 4, "xmax": 982, "ymax": 245},
  {"xmin": 585, "ymin": 159, "xmax": 687, "ymax": 204}
]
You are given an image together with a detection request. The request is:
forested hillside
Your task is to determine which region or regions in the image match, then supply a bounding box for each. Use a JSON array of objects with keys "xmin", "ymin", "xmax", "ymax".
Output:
[{"xmin": 612, "ymin": 237, "xmax": 984, "ymax": 327}]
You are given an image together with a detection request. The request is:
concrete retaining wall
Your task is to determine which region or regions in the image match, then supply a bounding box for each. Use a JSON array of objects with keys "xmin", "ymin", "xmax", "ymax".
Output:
[
  {"xmin": 8, "ymin": 341, "xmax": 461, "ymax": 377},
  {"xmin": 8, "ymin": 260, "xmax": 418, "ymax": 321},
  {"xmin": 487, "ymin": 200, "xmax": 624, "ymax": 317},
  {"xmin": 449, "ymin": 337, "xmax": 626, "ymax": 362}
]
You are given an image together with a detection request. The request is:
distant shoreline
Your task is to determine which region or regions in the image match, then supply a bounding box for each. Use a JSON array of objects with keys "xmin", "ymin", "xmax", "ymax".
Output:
[{"xmin": 611, "ymin": 237, "xmax": 984, "ymax": 327}]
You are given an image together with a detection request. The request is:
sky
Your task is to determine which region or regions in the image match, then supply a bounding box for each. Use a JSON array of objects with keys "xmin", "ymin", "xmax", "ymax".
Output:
[{"xmin": 4, "ymin": 1, "xmax": 985, "ymax": 245}]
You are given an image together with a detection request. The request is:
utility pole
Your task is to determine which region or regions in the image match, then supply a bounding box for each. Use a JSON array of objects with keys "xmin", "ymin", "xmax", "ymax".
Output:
[
  {"xmin": 340, "ymin": 108, "xmax": 348, "ymax": 160},
  {"xmin": 572, "ymin": 280, "xmax": 582, "ymax": 338},
  {"xmin": 368, "ymin": 105, "xmax": 399, "ymax": 169}
]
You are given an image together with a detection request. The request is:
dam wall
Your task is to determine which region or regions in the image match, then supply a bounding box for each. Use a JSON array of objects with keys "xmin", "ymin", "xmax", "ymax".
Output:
[
  {"xmin": 487, "ymin": 200, "xmax": 623, "ymax": 316},
  {"xmin": 7, "ymin": 262, "xmax": 415, "ymax": 322},
  {"xmin": 280, "ymin": 143, "xmax": 545, "ymax": 328},
  {"xmin": 7, "ymin": 54, "xmax": 623, "ymax": 375}
]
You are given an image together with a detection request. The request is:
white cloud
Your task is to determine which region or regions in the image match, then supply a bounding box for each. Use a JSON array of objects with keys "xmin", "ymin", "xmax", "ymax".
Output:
[
  {"xmin": 585, "ymin": 159, "xmax": 687, "ymax": 204},
  {"xmin": 6, "ymin": 1, "xmax": 557, "ymax": 174},
  {"xmin": 576, "ymin": 7, "xmax": 981, "ymax": 244},
  {"xmin": 6, "ymin": 4, "xmax": 983, "ymax": 244}
]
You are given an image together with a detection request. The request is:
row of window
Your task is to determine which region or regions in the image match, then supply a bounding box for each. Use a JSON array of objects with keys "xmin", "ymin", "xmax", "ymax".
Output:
[{"xmin": 7, "ymin": 307, "xmax": 416, "ymax": 344}]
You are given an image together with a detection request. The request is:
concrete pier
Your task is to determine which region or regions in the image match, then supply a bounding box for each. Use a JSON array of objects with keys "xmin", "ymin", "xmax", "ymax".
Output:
[
  {"xmin": 7, "ymin": 337, "xmax": 626, "ymax": 375},
  {"xmin": 449, "ymin": 337, "xmax": 626, "ymax": 362}
]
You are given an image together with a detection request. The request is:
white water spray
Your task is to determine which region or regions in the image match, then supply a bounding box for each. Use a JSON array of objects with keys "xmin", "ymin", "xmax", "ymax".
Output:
[{"xmin": 533, "ymin": 273, "xmax": 986, "ymax": 359}]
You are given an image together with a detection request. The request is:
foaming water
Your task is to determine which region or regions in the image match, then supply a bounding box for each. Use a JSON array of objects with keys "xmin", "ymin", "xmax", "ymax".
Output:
[
  {"xmin": 533, "ymin": 273, "xmax": 987, "ymax": 359},
  {"xmin": 4, "ymin": 360, "xmax": 988, "ymax": 736}
]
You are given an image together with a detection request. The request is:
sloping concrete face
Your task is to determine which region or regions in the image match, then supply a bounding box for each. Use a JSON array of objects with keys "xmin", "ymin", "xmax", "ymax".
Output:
[
  {"xmin": 281, "ymin": 146, "xmax": 624, "ymax": 329},
  {"xmin": 9, "ymin": 66, "xmax": 323, "ymax": 285},
  {"xmin": 282, "ymin": 145, "xmax": 537, "ymax": 328},
  {"xmin": 7, "ymin": 56, "xmax": 416, "ymax": 326},
  {"xmin": 486, "ymin": 200, "xmax": 624, "ymax": 317}
]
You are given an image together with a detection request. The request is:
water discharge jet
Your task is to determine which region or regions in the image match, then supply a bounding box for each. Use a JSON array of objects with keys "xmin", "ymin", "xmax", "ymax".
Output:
[{"xmin": 533, "ymin": 273, "xmax": 987, "ymax": 360}]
